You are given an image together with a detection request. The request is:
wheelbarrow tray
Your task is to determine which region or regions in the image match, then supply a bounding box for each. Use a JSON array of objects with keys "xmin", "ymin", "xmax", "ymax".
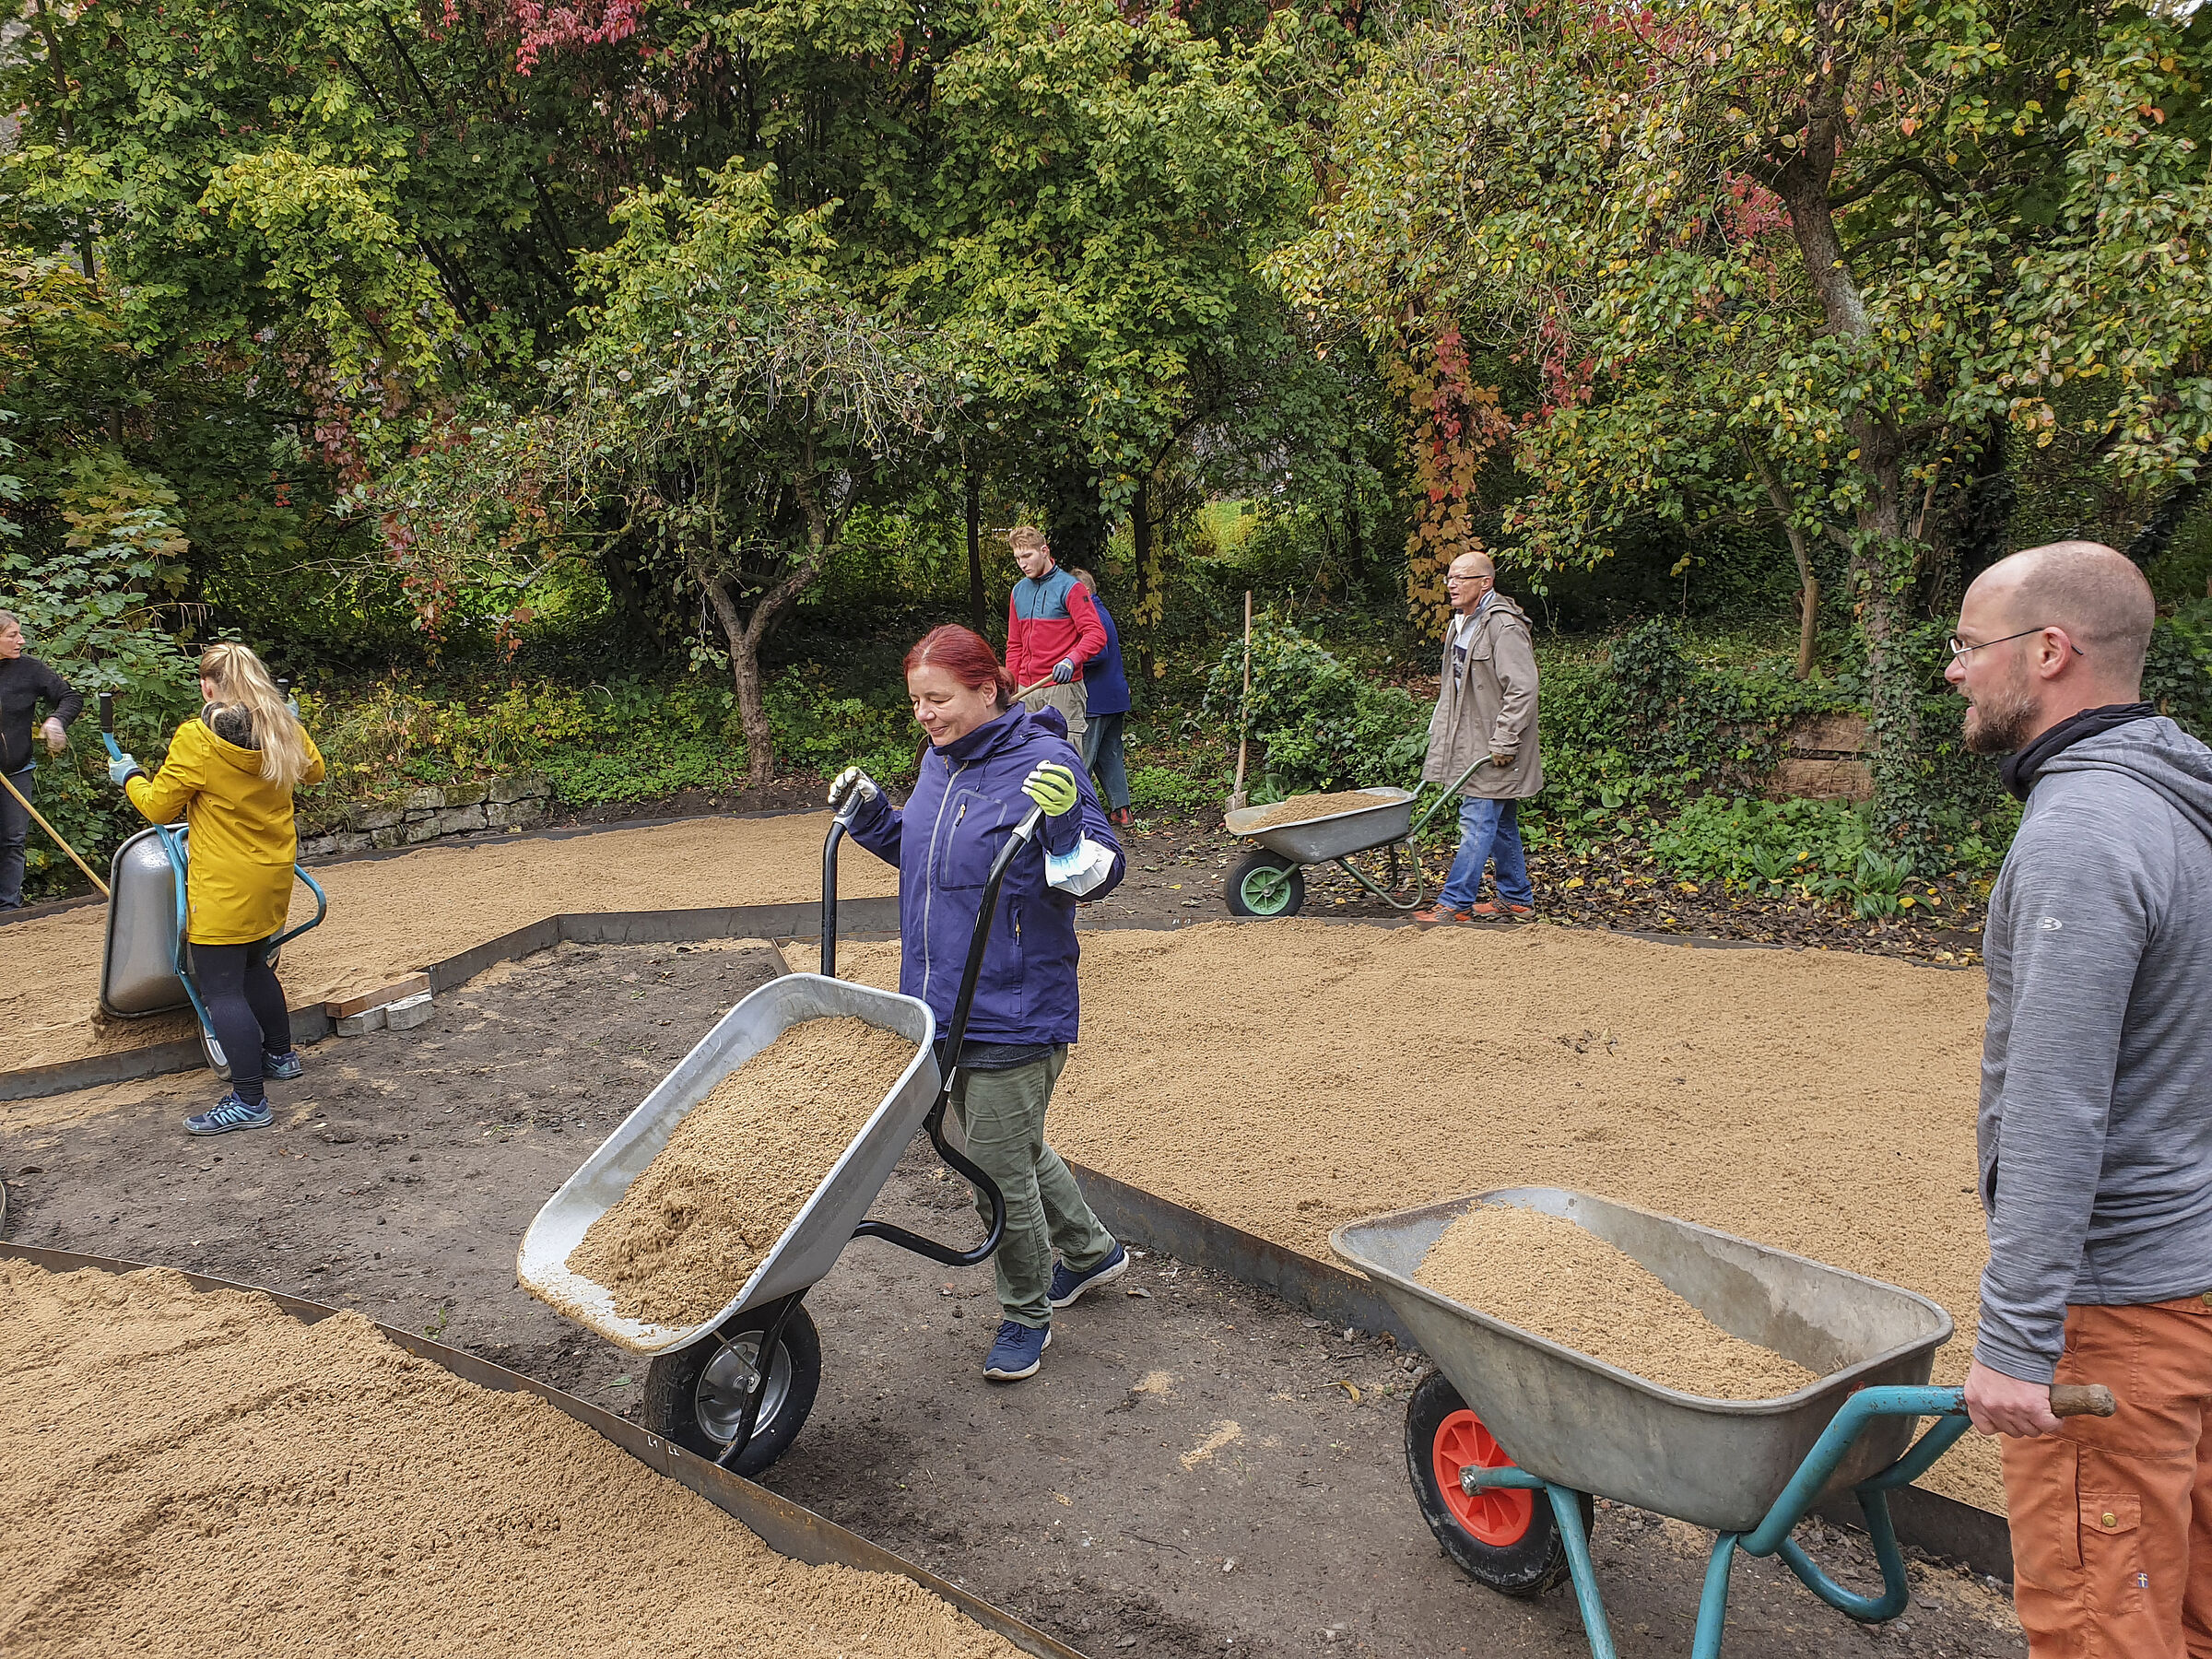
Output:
[
  {"xmin": 100, "ymin": 825, "xmax": 199, "ymax": 1018},
  {"xmin": 1332, "ymin": 1187, "xmax": 1953, "ymax": 1532},
  {"xmin": 518, "ymin": 971, "xmax": 939, "ymax": 1358},
  {"xmin": 1223, "ymin": 787, "xmax": 1417, "ymax": 864}
]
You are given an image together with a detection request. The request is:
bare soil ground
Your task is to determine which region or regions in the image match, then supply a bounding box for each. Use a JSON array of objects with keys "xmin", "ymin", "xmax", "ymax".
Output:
[{"xmin": 1, "ymin": 938, "xmax": 2019, "ymax": 1659}]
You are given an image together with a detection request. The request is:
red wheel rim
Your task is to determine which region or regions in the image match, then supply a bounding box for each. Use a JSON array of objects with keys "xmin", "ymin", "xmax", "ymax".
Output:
[{"xmin": 1433, "ymin": 1408, "xmax": 1534, "ymax": 1547}]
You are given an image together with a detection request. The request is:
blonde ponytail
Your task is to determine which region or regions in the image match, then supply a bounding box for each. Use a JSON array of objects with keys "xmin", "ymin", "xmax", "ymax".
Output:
[{"xmin": 198, "ymin": 643, "xmax": 313, "ymax": 790}]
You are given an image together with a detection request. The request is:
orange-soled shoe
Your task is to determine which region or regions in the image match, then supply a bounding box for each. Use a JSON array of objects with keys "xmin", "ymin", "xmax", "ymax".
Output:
[
  {"xmin": 1469, "ymin": 900, "xmax": 1534, "ymax": 922},
  {"xmin": 1411, "ymin": 904, "xmax": 1474, "ymax": 925}
]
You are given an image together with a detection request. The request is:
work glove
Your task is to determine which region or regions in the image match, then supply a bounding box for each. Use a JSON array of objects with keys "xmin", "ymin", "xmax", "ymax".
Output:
[
  {"xmin": 1021, "ymin": 761, "xmax": 1079, "ymax": 818},
  {"xmin": 1052, "ymin": 658, "xmax": 1076, "ymax": 685},
  {"xmin": 828, "ymin": 767, "xmax": 880, "ymax": 815},
  {"xmin": 109, "ymin": 754, "xmax": 146, "ymax": 788},
  {"xmin": 41, "ymin": 716, "xmax": 66, "ymax": 756}
]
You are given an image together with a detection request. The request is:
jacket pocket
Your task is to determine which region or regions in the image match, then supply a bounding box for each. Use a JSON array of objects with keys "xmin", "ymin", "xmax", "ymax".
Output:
[
  {"xmin": 2009, "ymin": 1441, "xmax": 2082, "ymax": 1586},
  {"xmin": 932, "ymin": 789, "xmax": 1005, "ymax": 891},
  {"xmin": 2078, "ymin": 1491, "xmax": 2145, "ymax": 1613}
]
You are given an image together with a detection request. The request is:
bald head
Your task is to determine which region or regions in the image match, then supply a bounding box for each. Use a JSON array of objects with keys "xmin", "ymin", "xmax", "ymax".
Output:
[
  {"xmin": 1445, "ymin": 551, "xmax": 1495, "ymax": 616},
  {"xmin": 1972, "ymin": 541, "xmax": 2157, "ymax": 685}
]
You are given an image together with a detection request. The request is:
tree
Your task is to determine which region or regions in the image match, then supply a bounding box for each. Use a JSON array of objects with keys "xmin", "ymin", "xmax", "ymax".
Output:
[
  {"xmin": 384, "ymin": 163, "xmax": 954, "ymax": 776},
  {"xmin": 1280, "ymin": 0, "xmax": 2212, "ymax": 828}
]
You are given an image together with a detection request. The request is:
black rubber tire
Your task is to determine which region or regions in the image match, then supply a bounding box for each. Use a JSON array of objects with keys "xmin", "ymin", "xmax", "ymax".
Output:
[
  {"xmin": 1225, "ymin": 852, "xmax": 1305, "ymax": 918},
  {"xmin": 1404, "ymin": 1370, "xmax": 1592, "ymax": 1597},
  {"xmin": 641, "ymin": 1302, "xmax": 823, "ymax": 1477}
]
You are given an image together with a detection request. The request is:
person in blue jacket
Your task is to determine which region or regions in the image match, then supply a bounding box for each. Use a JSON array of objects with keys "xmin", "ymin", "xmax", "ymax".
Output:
[
  {"xmin": 830, "ymin": 623, "xmax": 1131, "ymax": 1382},
  {"xmin": 1069, "ymin": 569, "xmax": 1133, "ymax": 827}
]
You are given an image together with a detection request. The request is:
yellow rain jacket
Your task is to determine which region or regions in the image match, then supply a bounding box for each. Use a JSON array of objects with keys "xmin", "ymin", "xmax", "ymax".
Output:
[{"xmin": 125, "ymin": 716, "xmax": 325, "ymax": 945}]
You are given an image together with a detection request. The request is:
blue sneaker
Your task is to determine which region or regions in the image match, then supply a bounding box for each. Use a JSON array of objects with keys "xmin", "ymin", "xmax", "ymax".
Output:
[
  {"xmin": 1049, "ymin": 1241, "xmax": 1129, "ymax": 1309},
  {"xmin": 184, "ymin": 1093, "xmax": 273, "ymax": 1136},
  {"xmin": 982, "ymin": 1321, "xmax": 1051, "ymax": 1382},
  {"xmin": 262, "ymin": 1050, "xmax": 304, "ymax": 1081}
]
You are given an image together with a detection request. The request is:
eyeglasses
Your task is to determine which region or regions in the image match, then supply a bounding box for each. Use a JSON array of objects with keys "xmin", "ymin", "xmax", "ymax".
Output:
[
  {"xmin": 1947, "ymin": 627, "xmax": 2085, "ymax": 662},
  {"xmin": 1445, "ymin": 572, "xmax": 1492, "ymax": 584}
]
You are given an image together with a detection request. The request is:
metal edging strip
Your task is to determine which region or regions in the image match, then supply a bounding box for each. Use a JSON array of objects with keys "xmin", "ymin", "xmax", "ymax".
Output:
[{"xmin": 0, "ymin": 1241, "xmax": 1088, "ymax": 1659}]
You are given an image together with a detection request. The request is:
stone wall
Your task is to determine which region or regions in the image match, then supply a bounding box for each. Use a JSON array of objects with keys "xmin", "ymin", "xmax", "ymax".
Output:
[
  {"xmin": 300, "ymin": 774, "xmax": 551, "ymax": 859},
  {"xmin": 1767, "ymin": 713, "xmax": 1874, "ymax": 804}
]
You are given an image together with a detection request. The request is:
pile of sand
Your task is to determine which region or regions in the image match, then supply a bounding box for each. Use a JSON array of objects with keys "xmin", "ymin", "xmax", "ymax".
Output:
[
  {"xmin": 4, "ymin": 812, "xmax": 897, "ymax": 1072},
  {"xmin": 820, "ymin": 920, "xmax": 2005, "ymax": 1512},
  {"xmin": 569, "ymin": 1017, "xmax": 917, "ymax": 1327},
  {"xmin": 1416, "ymin": 1204, "xmax": 1819, "ymax": 1400},
  {"xmin": 1239, "ymin": 789, "xmax": 1396, "ymax": 831},
  {"xmin": 0, "ymin": 1262, "xmax": 1020, "ymax": 1659}
]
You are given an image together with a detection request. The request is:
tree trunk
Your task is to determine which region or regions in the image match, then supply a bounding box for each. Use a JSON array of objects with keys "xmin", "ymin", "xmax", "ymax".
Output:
[
  {"xmin": 966, "ymin": 465, "xmax": 986, "ymax": 637},
  {"xmin": 1342, "ymin": 438, "xmax": 1366, "ymax": 590},
  {"xmin": 697, "ymin": 470, "xmax": 835, "ymax": 783},
  {"xmin": 1131, "ymin": 477, "xmax": 1158, "ymax": 688},
  {"xmin": 1744, "ymin": 445, "xmax": 1822, "ymax": 681}
]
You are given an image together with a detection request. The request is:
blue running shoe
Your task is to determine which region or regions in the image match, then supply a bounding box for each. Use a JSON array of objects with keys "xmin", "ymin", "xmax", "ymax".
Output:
[
  {"xmin": 982, "ymin": 1321, "xmax": 1051, "ymax": 1382},
  {"xmin": 262, "ymin": 1049, "xmax": 304, "ymax": 1081},
  {"xmin": 1049, "ymin": 1241, "xmax": 1129, "ymax": 1309},
  {"xmin": 184, "ymin": 1093, "xmax": 273, "ymax": 1136}
]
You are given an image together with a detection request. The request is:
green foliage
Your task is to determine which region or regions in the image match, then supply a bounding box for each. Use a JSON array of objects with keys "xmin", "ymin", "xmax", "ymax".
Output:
[
  {"xmin": 1649, "ymin": 796, "xmax": 1997, "ymax": 920},
  {"xmin": 1202, "ymin": 616, "xmax": 1426, "ymax": 797},
  {"xmin": 1127, "ymin": 764, "xmax": 1222, "ymax": 811},
  {"xmin": 2147, "ymin": 600, "xmax": 2212, "ymax": 736}
]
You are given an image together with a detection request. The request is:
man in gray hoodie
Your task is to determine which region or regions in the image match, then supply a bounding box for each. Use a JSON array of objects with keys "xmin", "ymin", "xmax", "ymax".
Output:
[{"xmin": 1950, "ymin": 540, "xmax": 2212, "ymax": 1656}]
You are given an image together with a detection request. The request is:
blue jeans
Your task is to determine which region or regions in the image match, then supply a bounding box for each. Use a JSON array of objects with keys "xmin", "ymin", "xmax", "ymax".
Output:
[
  {"xmin": 0, "ymin": 764, "xmax": 31, "ymax": 909},
  {"xmin": 1081, "ymin": 710, "xmax": 1130, "ymax": 812},
  {"xmin": 1438, "ymin": 795, "xmax": 1533, "ymax": 911}
]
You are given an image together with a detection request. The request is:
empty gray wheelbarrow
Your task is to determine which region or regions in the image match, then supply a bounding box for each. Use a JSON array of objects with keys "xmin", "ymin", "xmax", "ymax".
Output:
[{"xmin": 1333, "ymin": 1186, "xmax": 2114, "ymax": 1659}]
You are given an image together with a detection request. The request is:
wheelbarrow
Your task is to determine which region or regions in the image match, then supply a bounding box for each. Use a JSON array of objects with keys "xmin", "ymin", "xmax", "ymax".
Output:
[
  {"xmin": 1333, "ymin": 1187, "xmax": 2115, "ymax": 1659},
  {"xmin": 94, "ymin": 691, "xmax": 328, "ymax": 1078},
  {"xmin": 1219, "ymin": 754, "xmax": 1487, "ymax": 918},
  {"xmin": 517, "ymin": 797, "xmax": 1040, "ymax": 1477}
]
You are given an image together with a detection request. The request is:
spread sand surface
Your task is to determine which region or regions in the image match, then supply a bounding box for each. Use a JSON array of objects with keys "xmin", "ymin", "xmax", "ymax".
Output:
[
  {"xmin": 821, "ymin": 921, "xmax": 2005, "ymax": 1513},
  {"xmin": 568, "ymin": 1016, "xmax": 918, "ymax": 1328},
  {"xmin": 0, "ymin": 1261, "xmax": 1021, "ymax": 1659},
  {"xmin": 1238, "ymin": 790, "xmax": 1396, "ymax": 831},
  {"xmin": 1416, "ymin": 1203, "xmax": 1819, "ymax": 1400},
  {"xmin": 4, "ymin": 812, "xmax": 895, "ymax": 1073}
]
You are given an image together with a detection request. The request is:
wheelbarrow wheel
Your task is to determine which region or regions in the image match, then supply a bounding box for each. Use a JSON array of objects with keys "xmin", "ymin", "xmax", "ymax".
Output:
[
  {"xmin": 1225, "ymin": 852, "xmax": 1304, "ymax": 918},
  {"xmin": 1405, "ymin": 1370, "xmax": 1591, "ymax": 1597},
  {"xmin": 641, "ymin": 1302, "xmax": 822, "ymax": 1476}
]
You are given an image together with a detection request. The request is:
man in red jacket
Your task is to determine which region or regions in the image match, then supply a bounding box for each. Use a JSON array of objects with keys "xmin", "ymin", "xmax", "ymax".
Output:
[{"xmin": 1005, "ymin": 526, "xmax": 1107, "ymax": 745}]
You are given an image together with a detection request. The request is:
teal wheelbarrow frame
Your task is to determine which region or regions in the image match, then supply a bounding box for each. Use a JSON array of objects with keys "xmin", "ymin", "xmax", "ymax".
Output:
[
  {"xmin": 1335, "ymin": 1187, "xmax": 2113, "ymax": 1659},
  {"xmin": 96, "ymin": 690, "xmax": 328, "ymax": 1077}
]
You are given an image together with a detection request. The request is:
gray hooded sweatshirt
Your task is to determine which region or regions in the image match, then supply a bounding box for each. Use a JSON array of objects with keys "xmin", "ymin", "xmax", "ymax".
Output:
[{"xmin": 1976, "ymin": 714, "xmax": 2212, "ymax": 1382}]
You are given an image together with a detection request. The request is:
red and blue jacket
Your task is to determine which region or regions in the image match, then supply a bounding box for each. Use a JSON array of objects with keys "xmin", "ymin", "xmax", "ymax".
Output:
[
  {"xmin": 843, "ymin": 703, "xmax": 1124, "ymax": 1048},
  {"xmin": 1006, "ymin": 564, "xmax": 1107, "ymax": 688}
]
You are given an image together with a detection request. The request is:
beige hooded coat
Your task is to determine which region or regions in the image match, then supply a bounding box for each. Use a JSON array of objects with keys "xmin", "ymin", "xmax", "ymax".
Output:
[{"xmin": 1420, "ymin": 594, "xmax": 1542, "ymax": 800}]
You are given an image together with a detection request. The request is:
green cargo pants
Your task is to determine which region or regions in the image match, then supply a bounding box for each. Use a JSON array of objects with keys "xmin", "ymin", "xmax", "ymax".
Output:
[{"xmin": 950, "ymin": 1045, "xmax": 1117, "ymax": 1329}]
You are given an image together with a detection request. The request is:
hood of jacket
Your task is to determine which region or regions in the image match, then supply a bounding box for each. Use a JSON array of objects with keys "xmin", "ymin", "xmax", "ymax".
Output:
[{"xmin": 2036, "ymin": 715, "xmax": 2212, "ymax": 845}]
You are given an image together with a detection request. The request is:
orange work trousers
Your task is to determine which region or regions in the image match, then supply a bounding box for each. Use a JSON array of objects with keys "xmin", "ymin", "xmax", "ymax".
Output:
[{"xmin": 2001, "ymin": 1295, "xmax": 2212, "ymax": 1657}]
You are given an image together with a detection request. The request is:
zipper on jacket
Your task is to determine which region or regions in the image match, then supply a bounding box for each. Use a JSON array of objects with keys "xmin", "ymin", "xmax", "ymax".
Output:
[{"xmin": 919, "ymin": 755, "xmax": 965, "ymax": 1008}]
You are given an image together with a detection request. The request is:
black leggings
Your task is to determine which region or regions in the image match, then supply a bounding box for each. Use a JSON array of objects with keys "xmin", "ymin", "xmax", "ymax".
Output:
[{"xmin": 192, "ymin": 938, "xmax": 291, "ymax": 1104}]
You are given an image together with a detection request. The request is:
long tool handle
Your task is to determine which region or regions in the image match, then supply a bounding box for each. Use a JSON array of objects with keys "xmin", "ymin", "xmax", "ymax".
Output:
[
  {"xmin": 1231, "ymin": 590, "xmax": 1252, "ymax": 800},
  {"xmin": 0, "ymin": 769, "xmax": 110, "ymax": 899}
]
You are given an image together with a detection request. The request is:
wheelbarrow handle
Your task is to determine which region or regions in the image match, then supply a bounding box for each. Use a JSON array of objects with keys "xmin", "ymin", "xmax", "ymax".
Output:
[
  {"xmin": 846, "ymin": 803, "xmax": 1042, "ymax": 1270},
  {"xmin": 99, "ymin": 691, "xmax": 123, "ymax": 762},
  {"xmin": 2052, "ymin": 1383, "xmax": 2118, "ymax": 1418}
]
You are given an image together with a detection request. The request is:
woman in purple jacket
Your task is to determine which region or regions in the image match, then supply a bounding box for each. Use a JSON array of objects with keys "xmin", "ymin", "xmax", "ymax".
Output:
[{"xmin": 830, "ymin": 625, "xmax": 1130, "ymax": 1382}]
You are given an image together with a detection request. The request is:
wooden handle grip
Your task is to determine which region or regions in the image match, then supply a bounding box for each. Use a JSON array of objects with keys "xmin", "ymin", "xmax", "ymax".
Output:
[{"xmin": 2051, "ymin": 1384, "xmax": 2117, "ymax": 1418}]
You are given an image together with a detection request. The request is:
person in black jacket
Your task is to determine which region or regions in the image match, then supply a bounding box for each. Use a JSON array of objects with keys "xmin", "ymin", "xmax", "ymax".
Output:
[{"xmin": 0, "ymin": 610, "xmax": 84, "ymax": 909}]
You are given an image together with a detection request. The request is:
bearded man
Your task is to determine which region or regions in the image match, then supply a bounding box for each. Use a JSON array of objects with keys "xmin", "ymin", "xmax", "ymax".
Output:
[{"xmin": 1949, "ymin": 540, "xmax": 2212, "ymax": 1657}]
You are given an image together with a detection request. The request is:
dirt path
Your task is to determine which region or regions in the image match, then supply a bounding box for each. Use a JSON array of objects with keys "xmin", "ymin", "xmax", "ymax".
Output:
[
  {"xmin": 3, "ymin": 811, "xmax": 896, "ymax": 1072},
  {"xmin": 1, "ymin": 939, "xmax": 2019, "ymax": 1659}
]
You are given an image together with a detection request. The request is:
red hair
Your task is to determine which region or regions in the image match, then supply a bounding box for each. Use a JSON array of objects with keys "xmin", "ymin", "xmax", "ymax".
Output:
[{"xmin": 904, "ymin": 625, "xmax": 1016, "ymax": 709}]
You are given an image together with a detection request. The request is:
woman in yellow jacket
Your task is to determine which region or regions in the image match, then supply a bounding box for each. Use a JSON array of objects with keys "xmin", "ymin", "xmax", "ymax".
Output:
[{"xmin": 110, "ymin": 643, "xmax": 325, "ymax": 1135}]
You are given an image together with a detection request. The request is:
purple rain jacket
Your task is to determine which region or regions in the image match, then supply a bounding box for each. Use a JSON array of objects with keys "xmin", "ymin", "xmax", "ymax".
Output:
[{"xmin": 843, "ymin": 701, "xmax": 1124, "ymax": 1048}]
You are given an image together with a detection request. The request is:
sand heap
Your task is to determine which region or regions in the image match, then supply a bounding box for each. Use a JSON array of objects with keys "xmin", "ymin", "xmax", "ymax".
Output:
[
  {"xmin": 569, "ymin": 1016, "xmax": 916, "ymax": 1327},
  {"xmin": 1238, "ymin": 789, "xmax": 1396, "ymax": 831},
  {"xmin": 0, "ymin": 1262, "xmax": 1021, "ymax": 1659},
  {"xmin": 1415, "ymin": 1203, "xmax": 1818, "ymax": 1400}
]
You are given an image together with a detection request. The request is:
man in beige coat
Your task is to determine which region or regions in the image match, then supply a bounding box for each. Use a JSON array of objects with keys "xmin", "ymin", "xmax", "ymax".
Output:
[{"xmin": 1412, "ymin": 550, "xmax": 1543, "ymax": 922}]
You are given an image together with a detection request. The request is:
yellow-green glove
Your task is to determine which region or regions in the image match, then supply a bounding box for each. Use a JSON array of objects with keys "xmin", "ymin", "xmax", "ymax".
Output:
[{"xmin": 1021, "ymin": 761, "xmax": 1079, "ymax": 818}]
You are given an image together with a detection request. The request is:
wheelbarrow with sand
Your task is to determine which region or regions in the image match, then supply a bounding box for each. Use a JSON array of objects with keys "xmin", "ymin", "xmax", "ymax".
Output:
[
  {"xmin": 1218, "ymin": 754, "xmax": 1488, "ymax": 918},
  {"xmin": 93, "ymin": 691, "xmax": 329, "ymax": 1077},
  {"xmin": 1333, "ymin": 1186, "xmax": 2115, "ymax": 1659},
  {"xmin": 518, "ymin": 798, "xmax": 1042, "ymax": 1477}
]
